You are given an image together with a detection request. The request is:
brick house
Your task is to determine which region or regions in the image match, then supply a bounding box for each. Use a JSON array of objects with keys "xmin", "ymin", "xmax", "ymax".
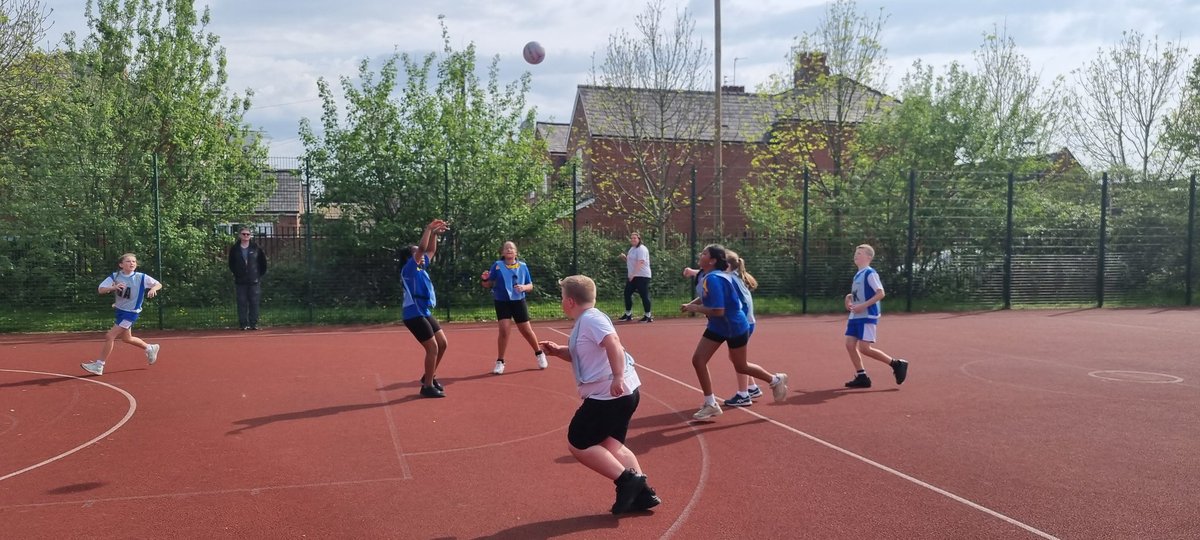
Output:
[{"xmin": 551, "ymin": 53, "xmax": 890, "ymax": 239}]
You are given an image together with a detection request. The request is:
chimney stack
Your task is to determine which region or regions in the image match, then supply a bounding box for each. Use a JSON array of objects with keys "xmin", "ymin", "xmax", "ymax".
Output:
[{"xmin": 793, "ymin": 51, "xmax": 830, "ymax": 88}]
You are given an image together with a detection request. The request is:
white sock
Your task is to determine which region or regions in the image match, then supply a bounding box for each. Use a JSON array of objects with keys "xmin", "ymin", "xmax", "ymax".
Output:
[
  {"xmin": 770, "ymin": 375, "xmax": 781, "ymax": 386},
  {"xmin": 704, "ymin": 394, "xmax": 717, "ymax": 406}
]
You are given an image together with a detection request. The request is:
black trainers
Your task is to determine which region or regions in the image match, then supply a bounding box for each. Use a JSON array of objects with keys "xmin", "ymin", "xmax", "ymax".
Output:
[
  {"xmin": 419, "ymin": 375, "xmax": 444, "ymax": 391},
  {"xmin": 419, "ymin": 385, "xmax": 445, "ymax": 398},
  {"xmin": 891, "ymin": 359, "xmax": 909, "ymax": 385},
  {"xmin": 617, "ymin": 314, "xmax": 634, "ymax": 322},
  {"xmin": 633, "ymin": 484, "xmax": 661, "ymax": 511},
  {"xmin": 844, "ymin": 373, "xmax": 872, "ymax": 388},
  {"xmin": 639, "ymin": 315, "xmax": 654, "ymax": 323},
  {"xmin": 610, "ymin": 469, "xmax": 648, "ymax": 514}
]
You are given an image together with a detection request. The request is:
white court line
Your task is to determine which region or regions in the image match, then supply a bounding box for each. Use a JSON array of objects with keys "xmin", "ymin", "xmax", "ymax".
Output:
[
  {"xmin": 0, "ymin": 477, "xmax": 410, "ymax": 510},
  {"xmin": 374, "ymin": 373, "xmax": 412, "ymax": 480},
  {"xmin": 545, "ymin": 328, "xmax": 1060, "ymax": 540},
  {"xmin": 0, "ymin": 369, "xmax": 137, "ymax": 482}
]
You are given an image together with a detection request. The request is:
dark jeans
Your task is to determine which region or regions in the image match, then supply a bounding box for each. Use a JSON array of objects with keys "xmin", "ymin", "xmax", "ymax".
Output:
[
  {"xmin": 236, "ymin": 283, "xmax": 262, "ymax": 328},
  {"xmin": 623, "ymin": 276, "xmax": 652, "ymax": 314}
]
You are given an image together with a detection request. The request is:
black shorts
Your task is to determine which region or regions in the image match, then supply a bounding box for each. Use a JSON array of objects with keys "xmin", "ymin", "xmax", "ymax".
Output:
[
  {"xmin": 403, "ymin": 315, "xmax": 442, "ymax": 343},
  {"xmin": 493, "ymin": 299, "xmax": 531, "ymax": 323},
  {"xmin": 567, "ymin": 388, "xmax": 641, "ymax": 449},
  {"xmin": 702, "ymin": 329, "xmax": 750, "ymax": 349}
]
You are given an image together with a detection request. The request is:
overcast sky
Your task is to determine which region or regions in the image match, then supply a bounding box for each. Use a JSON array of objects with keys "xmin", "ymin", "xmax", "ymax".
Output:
[{"xmin": 37, "ymin": 0, "xmax": 1200, "ymax": 157}]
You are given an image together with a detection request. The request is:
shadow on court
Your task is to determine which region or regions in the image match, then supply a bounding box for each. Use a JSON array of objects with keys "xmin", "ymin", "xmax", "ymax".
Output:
[{"xmin": 472, "ymin": 511, "xmax": 652, "ymax": 539}]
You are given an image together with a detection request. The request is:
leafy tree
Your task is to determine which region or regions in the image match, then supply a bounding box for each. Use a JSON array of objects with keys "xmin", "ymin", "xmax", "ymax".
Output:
[
  {"xmin": 298, "ymin": 19, "xmax": 563, "ymax": 303},
  {"xmin": 3, "ymin": 0, "xmax": 264, "ymax": 304},
  {"xmin": 0, "ymin": 0, "xmax": 57, "ymax": 176},
  {"xmin": 1164, "ymin": 56, "xmax": 1200, "ymax": 169},
  {"xmin": 740, "ymin": 0, "xmax": 889, "ymax": 238},
  {"xmin": 585, "ymin": 0, "xmax": 710, "ymax": 246},
  {"xmin": 1068, "ymin": 31, "xmax": 1189, "ymax": 179}
]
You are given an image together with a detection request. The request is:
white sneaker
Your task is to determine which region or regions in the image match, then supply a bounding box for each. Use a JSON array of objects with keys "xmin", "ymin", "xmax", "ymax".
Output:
[
  {"xmin": 492, "ymin": 360, "xmax": 505, "ymax": 375},
  {"xmin": 535, "ymin": 351, "xmax": 548, "ymax": 369},
  {"xmin": 770, "ymin": 373, "xmax": 789, "ymax": 402},
  {"xmin": 81, "ymin": 360, "xmax": 105, "ymax": 376},
  {"xmin": 692, "ymin": 403, "xmax": 722, "ymax": 420},
  {"xmin": 146, "ymin": 344, "xmax": 160, "ymax": 365}
]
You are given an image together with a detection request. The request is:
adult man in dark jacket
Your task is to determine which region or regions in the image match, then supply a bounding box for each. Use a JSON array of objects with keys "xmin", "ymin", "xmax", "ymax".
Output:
[{"xmin": 228, "ymin": 227, "xmax": 268, "ymax": 330}]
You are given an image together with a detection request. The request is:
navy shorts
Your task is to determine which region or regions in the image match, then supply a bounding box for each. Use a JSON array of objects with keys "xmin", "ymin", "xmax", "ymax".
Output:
[
  {"xmin": 403, "ymin": 315, "xmax": 442, "ymax": 343},
  {"xmin": 494, "ymin": 299, "xmax": 531, "ymax": 323},
  {"xmin": 702, "ymin": 328, "xmax": 750, "ymax": 349},
  {"xmin": 567, "ymin": 388, "xmax": 641, "ymax": 449}
]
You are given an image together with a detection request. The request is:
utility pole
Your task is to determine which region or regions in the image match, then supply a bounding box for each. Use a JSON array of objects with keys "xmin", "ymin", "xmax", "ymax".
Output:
[{"xmin": 714, "ymin": 0, "xmax": 723, "ymax": 236}]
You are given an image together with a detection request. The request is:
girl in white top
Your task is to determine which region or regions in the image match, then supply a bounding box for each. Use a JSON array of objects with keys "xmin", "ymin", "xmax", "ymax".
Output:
[
  {"xmin": 80, "ymin": 253, "xmax": 162, "ymax": 376},
  {"xmin": 618, "ymin": 232, "xmax": 653, "ymax": 322}
]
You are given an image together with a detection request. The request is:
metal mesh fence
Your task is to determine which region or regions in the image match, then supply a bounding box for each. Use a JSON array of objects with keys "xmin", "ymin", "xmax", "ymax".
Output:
[{"xmin": 1, "ymin": 156, "xmax": 1196, "ymax": 332}]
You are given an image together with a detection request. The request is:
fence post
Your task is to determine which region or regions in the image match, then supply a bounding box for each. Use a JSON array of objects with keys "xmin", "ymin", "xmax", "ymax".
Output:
[
  {"xmin": 443, "ymin": 160, "xmax": 452, "ymax": 322},
  {"xmin": 801, "ymin": 167, "xmax": 810, "ymax": 314},
  {"xmin": 304, "ymin": 156, "xmax": 314, "ymax": 324},
  {"xmin": 690, "ymin": 165, "xmax": 697, "ymax": 268},
  {"xmin": 1187, "ymin": 173, "xmax": 1196, "ymax": 306},
  {"xmin": 153, "ymin": 153, "xmax": 164, "ymax": 329},
  {"xmin": 1097, "ymin": 172, "xmax": 1109, "ymax": 308},
  {"xmin": 1004, "ymin": 172, "xmax": 1014, "ymax": 310},
  {"xmin": 902, "ymin": 169, "xmax": 912, "ymax": 312}
]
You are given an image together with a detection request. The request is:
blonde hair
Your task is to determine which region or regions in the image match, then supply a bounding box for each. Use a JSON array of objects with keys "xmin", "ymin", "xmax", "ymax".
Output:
[
  {"xmin": 856, "ymin": 244, "xmax": 875, "ymax": 258},
  {"xmin": 118, "ymin": 253, "xmax": 137, "ymax": 264},
  {"xmin": 725, "ymin": 250, "xmax": 758, "ymax": 291},
  {"xmin": 559, "ymin": 275, "xmax": 596, "ymax": 304}
]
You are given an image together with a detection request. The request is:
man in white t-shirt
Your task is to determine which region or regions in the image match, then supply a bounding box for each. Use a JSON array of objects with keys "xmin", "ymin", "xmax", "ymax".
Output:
[
  {"xmin": 617, "ymin": 232, "xmax": 653, "ymax": 322},
  {"xmin": 539, "ymin": 275, "xmax": 660, "ymax": 514}
]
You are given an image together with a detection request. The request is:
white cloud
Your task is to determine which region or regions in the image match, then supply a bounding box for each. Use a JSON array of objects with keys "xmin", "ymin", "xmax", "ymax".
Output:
[{"xmin": 36, "ymin": 0, "xmax": 1200, "ymax": 157}]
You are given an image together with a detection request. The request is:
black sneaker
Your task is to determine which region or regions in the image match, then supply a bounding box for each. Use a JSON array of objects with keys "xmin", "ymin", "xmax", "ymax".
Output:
[
  {"xmin": 633, "ymin": 484, "xmax": 661, "ymax": 511},
  {"xmin": 617, "ymin": 314, "xmax": 634, "ymax": 322},
  {"xmin": 891, "ymin": 359, "xmax": 909, "ymax": 385},
  {"xmin": 420, "ymin": 375, "xmax": 444, "ymax": 392},
  {"xmin": 419, "ymin": 385, "xmax": 445, "ymax": 398},
  {"xmin": 844, "ymin": 373, "xmax": 872, "ymax": 388},
  {"xmin": 639, "ymin": 315, "xmax": 654, "ymax": 323},
  {"xmin": 610, "ymin": 469, "xmax": 648, "ymax": 514}
]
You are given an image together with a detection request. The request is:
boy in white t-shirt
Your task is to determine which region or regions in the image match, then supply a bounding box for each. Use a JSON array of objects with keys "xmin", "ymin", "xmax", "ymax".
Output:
[{"xmin": 539, "ymin": 275, "xmax": 660, "ymax": 514}]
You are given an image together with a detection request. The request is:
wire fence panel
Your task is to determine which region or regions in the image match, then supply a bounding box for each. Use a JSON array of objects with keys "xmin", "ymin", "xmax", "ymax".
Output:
[{"xmin": 1, "ymin": 154, "xmax": 1196, "ymax": 332}]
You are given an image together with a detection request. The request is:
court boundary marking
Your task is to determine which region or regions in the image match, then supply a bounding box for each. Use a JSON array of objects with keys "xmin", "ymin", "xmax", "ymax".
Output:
[
  {"xmin": 545, "ymin": 326, "xmax": 1061, "ymax": 540},
  {"xmin": 0, "ymin": 369, "xmax": 138, "ymax": 483}
]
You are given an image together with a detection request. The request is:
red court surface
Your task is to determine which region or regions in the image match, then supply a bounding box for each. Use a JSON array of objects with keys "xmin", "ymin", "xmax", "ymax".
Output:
[{"xmin": 2, "ymin": 309, "xmax": 1198, "ymax": 539}]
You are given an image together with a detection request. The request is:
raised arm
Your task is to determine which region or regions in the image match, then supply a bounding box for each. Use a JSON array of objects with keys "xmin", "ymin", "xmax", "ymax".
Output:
[{"xmin": 417, "ymin": 219, "xmax": 449, "ymax": 262}]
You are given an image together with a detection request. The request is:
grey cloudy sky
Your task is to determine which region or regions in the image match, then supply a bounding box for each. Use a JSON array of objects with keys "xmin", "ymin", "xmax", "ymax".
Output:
[{"xmin": 37, "ymin": 0, "xmax": 1200, "ymax": 157}]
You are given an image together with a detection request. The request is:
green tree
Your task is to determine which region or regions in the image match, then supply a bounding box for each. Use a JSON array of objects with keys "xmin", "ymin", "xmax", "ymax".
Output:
[
  {"xmin": 740, "ymin": 0, "xmax": 889, "ymax": 238},
  {"xmin": 298, "ymin": 19, "xmax": 563, "ymax": 302},
  {"xmin": 1164, "ymin": 56, "xmax": 1200, "ymax": 168},
  {"xmin": 4, "ymin": 0, "xmax": 264, "ymax": 304}
]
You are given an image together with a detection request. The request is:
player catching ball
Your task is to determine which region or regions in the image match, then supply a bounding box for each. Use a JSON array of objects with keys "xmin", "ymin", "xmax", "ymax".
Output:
[{"xmin": 481, "ymin": 241, "xmax": 548, "ymax": 374}]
